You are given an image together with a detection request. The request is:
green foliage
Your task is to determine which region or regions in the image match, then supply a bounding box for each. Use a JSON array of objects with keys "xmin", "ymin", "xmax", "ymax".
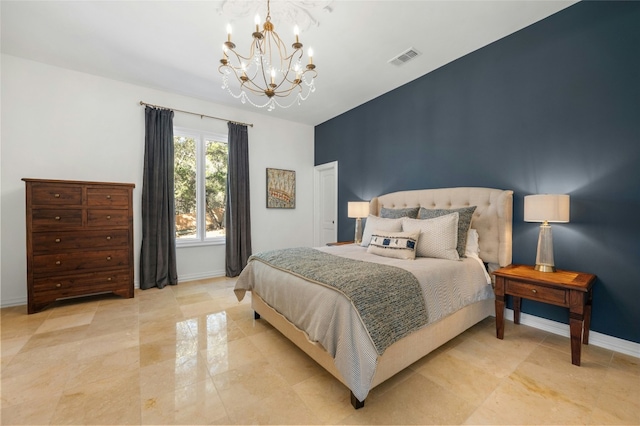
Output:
[
  {"xmin": 205, "ymin": 140, "xmax": 228, "ymax": 231},
  {"xmin": 174, "ymin": 135, "xmax": 228, "ymax": 237},
  {"xmin": 174, "ymin": 136, "xmax": 197, "ymax": 215}
]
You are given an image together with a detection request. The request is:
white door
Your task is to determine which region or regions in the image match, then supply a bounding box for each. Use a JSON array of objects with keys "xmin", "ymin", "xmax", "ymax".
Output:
[{"xmin": 313, "ymin": 161, "xmax": 338, "ymax": 246}]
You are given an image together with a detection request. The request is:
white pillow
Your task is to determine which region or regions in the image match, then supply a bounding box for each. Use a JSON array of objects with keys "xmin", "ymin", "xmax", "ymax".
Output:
[
  {"xmin": 465, "ymin": 228, "xmax": 480, "ymax": 257},
  {"xmin": 367, "ymin": 230, "xmax": 420, "ymax": 260},
  {"xmin": 401, "ymin": 214, "xmax": 460, "ymax": 260},
  {"xmin": 360, "ymin": 215, "xmax": 403, "ymax": 247}
]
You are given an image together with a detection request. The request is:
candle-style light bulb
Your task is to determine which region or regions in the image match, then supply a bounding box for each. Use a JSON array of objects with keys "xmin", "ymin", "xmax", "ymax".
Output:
[
  {"xmin": 226, "ymin": 24, "xmax": 232, "ymax": 42},
  {"xmin": 254, "ymin": 14, "xmax": 260, "ymax": 32},
  {"xmin": 294, "ymin": 25, "xmax": 299, "ymax": 43},
  {"xmin": 308, "ymin": 48, "xmax": 314, "ymax": 65},
  {"xmin": 270, "ymin": 68, "xmax": 276, "ymax": 84}
]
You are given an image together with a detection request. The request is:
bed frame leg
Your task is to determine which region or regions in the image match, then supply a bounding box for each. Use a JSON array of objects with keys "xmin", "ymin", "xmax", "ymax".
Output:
[
  {"xmin": 350, "ymin": 391, "xmax": 365, "ymax": 409},
  {"xmin": 254, "ymin": 311, "xmax": 260, "ymax": 320}
]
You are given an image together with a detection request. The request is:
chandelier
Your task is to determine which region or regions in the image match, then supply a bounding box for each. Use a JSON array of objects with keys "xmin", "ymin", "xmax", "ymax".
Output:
[{"xmin": 219, "ymin": 0, "xmax": 317, "ymax": 111}]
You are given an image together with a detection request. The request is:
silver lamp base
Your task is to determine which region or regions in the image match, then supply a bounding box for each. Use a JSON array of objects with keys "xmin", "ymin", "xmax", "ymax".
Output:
[
  {"xmin": 534, "ymin": 221, "xmax": 556, "ymax": 272},
  {"xmin": 354, "ymin": 217, "xmax": 363, "ymax": 244}
]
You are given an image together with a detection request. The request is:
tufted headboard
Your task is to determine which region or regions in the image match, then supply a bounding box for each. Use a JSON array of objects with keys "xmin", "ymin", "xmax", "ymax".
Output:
[{"xmin": 369, "ymin": 187, "xmax": 513, "ymax": 268}]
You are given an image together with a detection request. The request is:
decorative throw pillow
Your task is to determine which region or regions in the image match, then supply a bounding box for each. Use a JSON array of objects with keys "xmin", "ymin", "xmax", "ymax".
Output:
[
  {"xmin": 367, "ymin": 230, "xmax": 420, "ymax": 260},
  {"xmin": 418, "ymin": 206, "xmax": 477, "ymax": 258},
  {"xmin": 465, "ymin": 228, "xmax": 480, "ymax": 257},
  {"xmin": 401, "ymin": 214, "xmax": 460, "ymax": 260},
  {"xmin": 360, "ymin": 215, "xmax": 403, "ymax": 247},
  {"xmin": 380, "ymin": 207, "xmax": 420, "ymax": 219}
]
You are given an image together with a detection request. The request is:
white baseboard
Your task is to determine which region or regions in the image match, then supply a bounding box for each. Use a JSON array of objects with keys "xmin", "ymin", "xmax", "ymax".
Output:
[
  {"xmin": 1, "ymin": 295, "xmax": 28, "ymax": 308},
  {"xmin": 178, "ymin": 270, "xmax": 226, "ymax": 283},
  {"xmin": 503, "ymin": 308, "xmax": 640, "ymax": 359}
]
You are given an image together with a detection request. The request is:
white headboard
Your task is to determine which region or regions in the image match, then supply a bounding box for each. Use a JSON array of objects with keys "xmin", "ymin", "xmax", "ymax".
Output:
[{"xmin": 369, "ymin": 187, "xmax": 513, "ymax": 267}]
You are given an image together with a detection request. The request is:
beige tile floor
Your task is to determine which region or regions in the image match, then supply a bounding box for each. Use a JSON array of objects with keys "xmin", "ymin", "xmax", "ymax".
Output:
[{"xmin": 1, "ymin": 277, "xmax": 638, "ymax": 425}]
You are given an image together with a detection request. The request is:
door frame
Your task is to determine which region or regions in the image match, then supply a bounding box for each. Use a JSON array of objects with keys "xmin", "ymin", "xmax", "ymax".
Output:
[{"xmin": 313, "ymin": 161, "xmax": 338, "ymax": 246}]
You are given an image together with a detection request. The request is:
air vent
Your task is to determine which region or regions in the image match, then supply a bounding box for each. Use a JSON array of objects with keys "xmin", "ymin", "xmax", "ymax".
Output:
[{"xmin": 388, "ymin": 48, "xmax": 420, "ymax": 66}]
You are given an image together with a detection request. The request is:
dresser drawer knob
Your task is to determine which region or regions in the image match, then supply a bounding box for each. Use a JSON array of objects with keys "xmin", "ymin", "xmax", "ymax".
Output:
[
  {"xmin": 55, "ymin": 216, "xmax": 61, "ymax": 220},
  {"xmin": 106, "ymin": 215, "xmax": 111, "ymax": 220},
  {"xmin": 106, "ymin": 195, "xmax": 111, "ymax": 199},
  {"xmin": 106, "ymin": 236, "xmax": 111, "ymax": 240},
  {"xmin": 107, "ymin": 277, "xmax": 112, "ymax": 281},
  {"xmin": 54, "ymin": 193, "xmax": 60, "ymax": 198},
  {"xmin": 55, "ymin": 238, "xmax": 61, "ymax": 243},
  {"xmin": 55, "ymin": 260, "xmax": 61, "ymax": 265},
  {"xmin": 531, "ymin": 289, "xmax": 537, "ymax": 294},
  {"xmin": 106, "ymin": 256, "xmax": 112, "ymax": 261},
  {"xmin": 56, "ymin": 283, "xmax": 62, "ymax": 288}
]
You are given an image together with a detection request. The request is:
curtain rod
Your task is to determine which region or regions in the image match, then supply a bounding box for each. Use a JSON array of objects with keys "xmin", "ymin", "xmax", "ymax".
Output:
[{"xmin": 139, "ymin": 101, "xmax": 254, "ymax": 128}]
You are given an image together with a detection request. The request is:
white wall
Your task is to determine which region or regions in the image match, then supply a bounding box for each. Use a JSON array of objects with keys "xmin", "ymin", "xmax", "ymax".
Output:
[{"xmin": 0, "ymin": 54, "xmax": 315, "ymax": 307}]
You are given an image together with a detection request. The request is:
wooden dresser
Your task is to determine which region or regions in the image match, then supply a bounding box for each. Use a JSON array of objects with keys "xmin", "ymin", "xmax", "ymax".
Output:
[{"xmin": 23, "ymin": 178, "xmax": 135, "ymax": 314}]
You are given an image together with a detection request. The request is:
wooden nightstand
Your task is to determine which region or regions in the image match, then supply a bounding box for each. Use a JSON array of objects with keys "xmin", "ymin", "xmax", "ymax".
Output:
[
  {"xmin": 326, "ymin": 241, "xmax": 354, "ymax": 246},
  {"xmin": 492, "ymin": 264, "xmax": 596, "ymax": 366}
]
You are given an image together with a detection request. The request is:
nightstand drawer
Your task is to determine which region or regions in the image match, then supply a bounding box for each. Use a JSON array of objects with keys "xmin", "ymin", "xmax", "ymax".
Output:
[{"xmin": 506, "ymin": 281, "xmax": 567, "ymax": 305}]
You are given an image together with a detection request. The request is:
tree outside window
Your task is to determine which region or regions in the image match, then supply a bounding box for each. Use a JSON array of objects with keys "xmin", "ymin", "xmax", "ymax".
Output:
[{"xmin": 174, "ymin": 129, "xmax": 228, "ymax": 244}]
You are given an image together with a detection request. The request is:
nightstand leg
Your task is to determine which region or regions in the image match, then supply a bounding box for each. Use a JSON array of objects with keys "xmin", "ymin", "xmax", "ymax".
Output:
[
  {"xmin": 569, "ymin": 314, "xmax": 583, "ymax": 366},
  {"xmin": 513, "ymin": 296, "xmax": 522, "ymax": 324},
  {"xmin": 494, "ymin": 276, "xmax": 505, "ymax": 339},
  {"xmin": 583, "ymin": 290, "xmax": 593, "ymax": 345},
  {"xmin": 495, "ymin": 295, "xmax": 505, "ymax": 339}
]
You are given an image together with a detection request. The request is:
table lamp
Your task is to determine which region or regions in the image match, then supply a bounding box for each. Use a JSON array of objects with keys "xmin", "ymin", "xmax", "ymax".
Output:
[
  {"xmin": 348, "ymin": 201, "xmax": 370, "ymax": 244},
  {"xmin": 524, "ymin": 194, "xmax": 570, "ymax": 272}
]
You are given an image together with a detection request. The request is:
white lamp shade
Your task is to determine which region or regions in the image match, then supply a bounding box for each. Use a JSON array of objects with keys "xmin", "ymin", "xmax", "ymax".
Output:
[
  {"xmin": 348, "ymin": 201, "xmax": 369, "ymax": 218},
  {"xmin": 524, "ymin": 194, "xmax": 570, "ymax": 223}
]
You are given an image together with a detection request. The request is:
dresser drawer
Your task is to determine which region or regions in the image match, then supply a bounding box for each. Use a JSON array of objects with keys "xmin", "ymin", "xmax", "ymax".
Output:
[
  {"xmin": 87, "ymin": 187, "xmax": 130, "ymax": 207},
  {"xmin": 506, "ymin": 280, "xmax": 567, "ymax": 306},
  {"xmin": 32, "ymin": 208, "xmax": 83, "ymax": 230},
  {"xmin": 31, "ymin": 183, "xmax": 82, "ymax": 206},
  {"xmin": 33, "ymin": 270, "xmax": 131, "ymax": 298},
  {"xmin": 32, "ymin": 230, "xmax": 130, "ymax": 254},
  {"xmin": 33, "ymin": 249, "xmax": 129, "ymax": 274},
  {"xmin": 87, "ymin": 209, "xmax": 129, "ymax": 227}
]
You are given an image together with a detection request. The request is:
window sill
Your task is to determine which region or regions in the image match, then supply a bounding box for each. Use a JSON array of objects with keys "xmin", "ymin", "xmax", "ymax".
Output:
[{"xmin": 176, "ymin": 239, "xmax": 225, "ymax": 249}]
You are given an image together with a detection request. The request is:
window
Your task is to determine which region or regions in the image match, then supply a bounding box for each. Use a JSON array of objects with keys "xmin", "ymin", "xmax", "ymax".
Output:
[{"xmin": 174, "ymin": 128, "xmax": 228, "ymax": 246}]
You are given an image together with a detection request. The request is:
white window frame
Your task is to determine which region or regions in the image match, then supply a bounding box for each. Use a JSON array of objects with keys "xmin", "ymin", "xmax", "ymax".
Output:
[{"xmin": 174, "ymin": 127, "xmax": 228, "ymax": 247}]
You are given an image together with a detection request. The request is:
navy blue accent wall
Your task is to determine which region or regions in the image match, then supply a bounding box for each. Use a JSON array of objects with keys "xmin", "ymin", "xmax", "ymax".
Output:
[{"xmin": 315, "ymin": 2, "xmax": 640, "ymax": 344}]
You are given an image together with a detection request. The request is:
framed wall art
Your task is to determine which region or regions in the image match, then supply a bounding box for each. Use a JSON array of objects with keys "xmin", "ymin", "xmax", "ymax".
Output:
[{"xmin": 266, "ymin": 168, "xmax": 296, "ymax": 209}]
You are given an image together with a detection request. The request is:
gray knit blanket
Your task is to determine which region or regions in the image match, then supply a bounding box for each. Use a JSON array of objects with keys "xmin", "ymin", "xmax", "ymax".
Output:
[{"xmin": 249, "ymin": 247, "xmax": 429, "ymax": 355}]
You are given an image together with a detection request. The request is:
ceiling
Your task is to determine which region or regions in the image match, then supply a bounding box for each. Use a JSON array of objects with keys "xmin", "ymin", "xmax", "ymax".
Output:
[{"xmin": 1, "ymin": 1, "xmax": 577, "ymax": 126}]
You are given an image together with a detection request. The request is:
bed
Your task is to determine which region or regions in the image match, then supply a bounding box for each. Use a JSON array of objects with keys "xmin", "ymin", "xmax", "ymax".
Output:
[{"xmin": 234, "ymin": 187, "xmax": 513, "ymax": 408}]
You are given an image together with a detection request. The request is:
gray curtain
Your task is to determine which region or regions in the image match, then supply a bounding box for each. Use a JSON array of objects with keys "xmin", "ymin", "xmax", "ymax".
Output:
[
  {"xmin": 225, "ymin": 122, "xmax": 252, "ymax": 276},
  {"xmin": 140, "ymin": 106, "xmax": 178, "ymax": 289}
]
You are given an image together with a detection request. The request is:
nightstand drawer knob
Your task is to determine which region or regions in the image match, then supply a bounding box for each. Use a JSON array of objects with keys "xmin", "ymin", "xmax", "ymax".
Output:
[
  {"xmin": 56, "ymin": 283, "xmax": 61, "ymax": 288},
  {"xmin": 531, "ymin": 289, "xmax": 537, "ymax": 294}
]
